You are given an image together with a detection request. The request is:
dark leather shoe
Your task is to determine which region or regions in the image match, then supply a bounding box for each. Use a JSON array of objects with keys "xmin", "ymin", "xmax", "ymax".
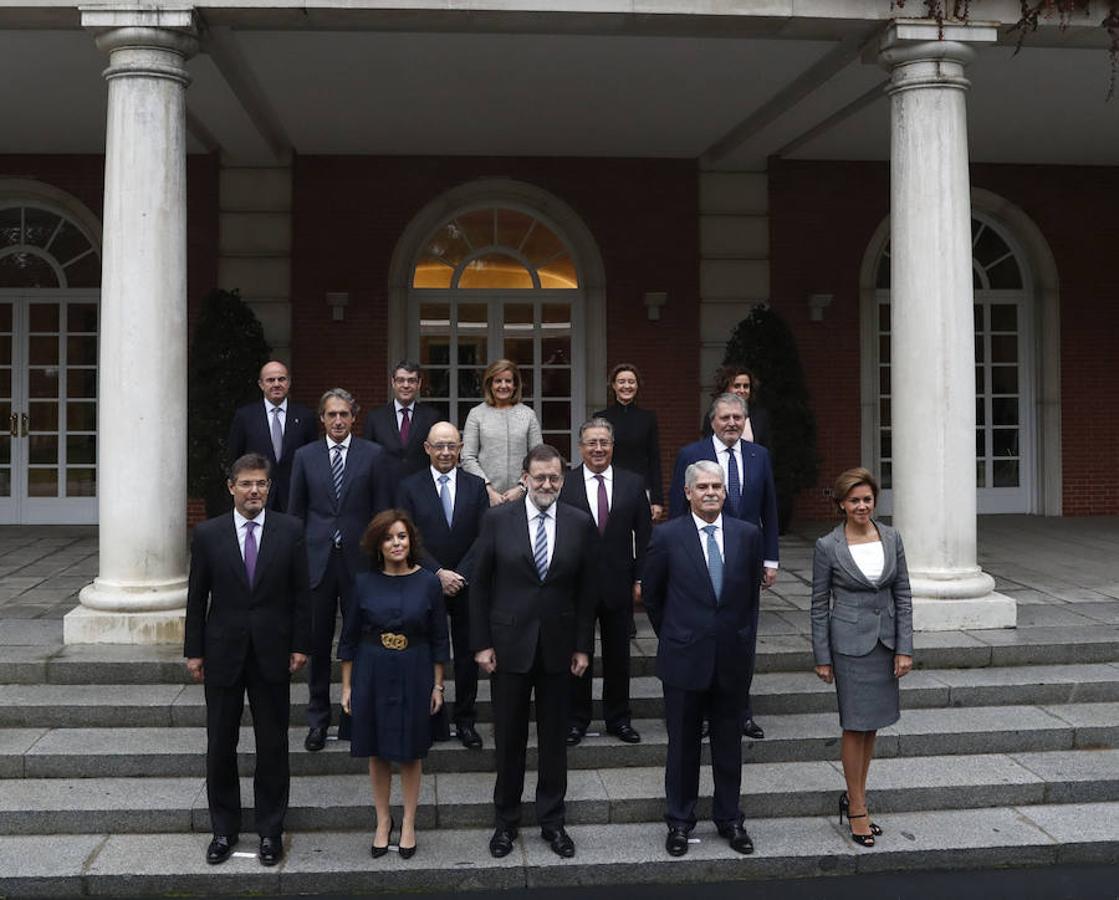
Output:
[
  {"xmin": 458, "ymin": 723, "xmax": 483, "ymax": 749},
  {"xmin": 665, "ymin": 827, "xmax": 689, "ymax": 857},
  {"xmin": 607, "ymin": 722, "xmax": 641, "ymax": 744},
  {"xmin": 206, "ymin": 834, "xmax": 237, "ymax": 865},
  {"xmin": 489, "ymin": 827, "xmax": 517, "ymax": 858},
  {"xmin": 716, "ymin": 823, "xmax": 754, "ymax": 855},
  {"xmin": 541, "ymin": 826, "xmax": 575, "ymax": 858},
  {"xmin": 742, "ymin": 719, "xmax": 765, "ymax": 740},
  {"xmin": 565, "ymin": 725, "xmax": 585, "ymax": 747},
  {"xmin": 259, "ymin": 835, "xmax": 283, "ymax": 866},
  {"xmin": 304, "ymin": 727, "xmax": 327, "ymax": 752}
]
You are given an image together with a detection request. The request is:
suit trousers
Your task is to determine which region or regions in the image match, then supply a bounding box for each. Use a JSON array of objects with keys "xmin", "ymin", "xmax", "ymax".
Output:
[
  {"xmin": 307, "ymin": 547, "xmax": 353, "ymax": 732},
  {"xmin": 491, "ymin": 639, "xmax": 570, "ymax": 831},
  {"xmin": 570, "ymin": 600, "xmax": 632, "ymax": 731},
  {"xmin": 742, "ymin": 600, "xmax": 760, "ymax": 724},
  {"xmin": 447, "ymin": 589, "xmax": 478, "ymax": 727},
  {"xmin": 205, "ymin": 648, "xmax": 291, "ymax": 838},
  {"xmin": 662, "ymin": 677, "xmax": 745, "ymax": 831}
]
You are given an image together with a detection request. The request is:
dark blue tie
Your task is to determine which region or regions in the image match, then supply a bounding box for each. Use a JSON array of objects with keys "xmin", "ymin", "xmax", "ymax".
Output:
[{"xmin": 725, "ymin": 446, "xmax": 741, "ymax": 517}]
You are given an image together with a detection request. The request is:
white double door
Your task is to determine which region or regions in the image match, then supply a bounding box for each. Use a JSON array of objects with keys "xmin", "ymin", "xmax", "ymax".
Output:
[{"xmin": 0, "ymin": 291, "xmax": 98, "ymax": 524}]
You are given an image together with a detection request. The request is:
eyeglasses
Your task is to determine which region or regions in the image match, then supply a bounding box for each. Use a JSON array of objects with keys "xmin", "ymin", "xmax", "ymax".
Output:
[
  {"xmin": 428, "ymin": 442, "xmax": 461, "ymax": 451},
  {"xmin": 581, "ymin": 439, "xmax": 613, "ymax": 448},
  {"xmin": 527, "ymin": 474, "xmax": 563, "ymax": 486},
  {"xmin": 234, "ymin": 480, "xmax": 269, "ymax": 490}
]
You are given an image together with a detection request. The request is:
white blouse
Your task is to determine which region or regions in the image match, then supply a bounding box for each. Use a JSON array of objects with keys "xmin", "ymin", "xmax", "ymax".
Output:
[{"xmin": 849, "ymin": 541, "xmax": 884, "ymax": 583}]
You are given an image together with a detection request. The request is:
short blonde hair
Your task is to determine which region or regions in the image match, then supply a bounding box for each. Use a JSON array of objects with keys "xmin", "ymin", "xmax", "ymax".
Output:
[
  {"xmin": 833, "ymin": 467, "xmax": 880, "ymax": 513},
  {"xmin": 482, "ymin": 359, "xmax": 523, "ymax": 406}
]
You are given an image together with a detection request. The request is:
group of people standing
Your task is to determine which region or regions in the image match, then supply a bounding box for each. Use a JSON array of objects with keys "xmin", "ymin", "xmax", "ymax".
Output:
[{"xmin": 184, "ymin": 354, "xmax": 913, "ymax": 868}]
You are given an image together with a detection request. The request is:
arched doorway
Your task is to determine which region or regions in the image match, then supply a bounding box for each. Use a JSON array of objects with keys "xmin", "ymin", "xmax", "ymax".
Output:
[
  {"xmin": 389, "ymin": 180, "xmax": 606, "ymax": 460},
  {"xmin": 0, "ymin": 186, "xmax": 101, "ymax": 525},
  {"xmin": 862, "ymin": 202, "xmax": 1059, "ymax": 516}
]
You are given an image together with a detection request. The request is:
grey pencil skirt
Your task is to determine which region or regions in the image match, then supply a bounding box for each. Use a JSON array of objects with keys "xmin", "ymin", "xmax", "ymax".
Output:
[{"xmin": 833, "ymin": 640, "xmax": 900, "ymax": 732}]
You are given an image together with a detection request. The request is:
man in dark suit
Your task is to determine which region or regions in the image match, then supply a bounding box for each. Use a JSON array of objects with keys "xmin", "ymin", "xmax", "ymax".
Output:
[
  {"xmin": 185, "ymin": 453, "xmax": 311, "ymax": 868},
  {"xmin": 642, "ymin": 459, "xmax": 762, "ymax": 858},
  {"xmin": 471, "ymin": 444, "xmax": 596, "ymax": 860},
  {"xmin": 396, "ymin": 420, "xmax": 489, "ymax": 749},
  {"xmin": 669, "ymin": 392, "xmax": 778, "ymax": 739},
  {"xmin": 226, "ymin": 360, "xmax": 319, "ymax": 513},
  {"xmin": 363, "ymin": 360, "xmax": 441, "ymax": 479},
  {"xmin": 288, "ymin": 388, "xmax": 391, "ymax": 752},
  {"xmin": 558, "ymin": 417, "xmax": 651, "ymax": 746}
]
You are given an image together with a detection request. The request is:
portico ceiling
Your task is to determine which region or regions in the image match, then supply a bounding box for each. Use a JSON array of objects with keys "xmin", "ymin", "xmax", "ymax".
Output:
[{"xmin": 1, "ymin": 14, "xmax": 1117, "ymax": 167}]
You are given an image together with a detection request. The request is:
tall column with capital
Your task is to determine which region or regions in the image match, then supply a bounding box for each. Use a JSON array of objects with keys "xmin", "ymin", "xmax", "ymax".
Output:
[
  {"xmin": 880, "ymin": 21, "xmax": 1015, "ymax": 631},
  {"xmin": 65, "ymin": 9, "xmax": 197, "ymax": 644}
]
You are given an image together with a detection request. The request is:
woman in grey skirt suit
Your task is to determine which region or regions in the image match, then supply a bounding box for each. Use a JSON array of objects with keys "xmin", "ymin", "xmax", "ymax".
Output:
[{"xmin": 811, "ymin": 467, "xmax": 913, "ymax": 847}]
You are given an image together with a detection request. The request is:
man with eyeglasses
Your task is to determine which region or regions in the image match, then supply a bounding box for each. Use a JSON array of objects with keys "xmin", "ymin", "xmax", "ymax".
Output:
[
  {"xmin": 363, "ymin": 360, "xmax": 441, "ymax": 479},
  {"xmin": 185, "ymin": 453, "xmax": 311, "ymax": 868},
  {"xmin": 396, "ymin": 421, "xmax": 490, "ymax": 748},
  {"xmin": 559, "ymin": 418, "xmax": 651, "ymax": 746},
  {"xmin": 470, "ymin": 444, "xmax": 596, "ymax": 860}
]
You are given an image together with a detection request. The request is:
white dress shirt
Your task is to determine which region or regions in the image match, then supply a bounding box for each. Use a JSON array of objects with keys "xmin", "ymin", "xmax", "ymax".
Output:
[
  {"xmin": 326, "ymin": 433, "xmax": 353, "ymax": 460},
  {"xmin": 233, "ymin": 508, "xmax": 266, "ymax": 558},
  {"xmin": 582, "ymin": 464, "xmax": 613, "ymax": 529},
  {"xmin": 525, "ymin": 494, "xmax": 557, "ymax": 568},
  {"xmin": 850, "ymin": 541, "xmax": 885, "ymax": 582},
  {"xmin": 431, "ymin": 465, "xmax": 457, "ymax": 508}
]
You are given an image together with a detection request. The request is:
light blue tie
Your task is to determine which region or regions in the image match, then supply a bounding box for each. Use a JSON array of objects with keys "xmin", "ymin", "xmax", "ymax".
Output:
[
  {"xmin": 270, "ymin": 407, "xmax": 283, "ymax": 461},
  {"xmin": 725, "ymin": 446, "xmax": 741, "ymax": 517},
  {"xmin": 533, "ymin": 512, "xmax": 549, "ymax": 581},
  {"xmin": 439, "ymin": 474, "xmax": 453, "ymax": 527},
  {"xmin": 702, "ymin": 524, "xmax": 723, "ymax": 602}
]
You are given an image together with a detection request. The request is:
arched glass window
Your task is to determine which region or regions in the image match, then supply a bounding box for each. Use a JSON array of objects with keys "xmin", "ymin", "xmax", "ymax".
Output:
[{"xmin": 0, "ymin": 205, "xmax": 100, "ymax": 289}]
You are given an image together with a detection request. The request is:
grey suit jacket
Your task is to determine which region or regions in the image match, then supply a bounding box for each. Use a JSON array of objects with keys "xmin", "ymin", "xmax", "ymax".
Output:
[{"xmin": 810, "ymin": 522, "xmax": 914, "ymax": 665}]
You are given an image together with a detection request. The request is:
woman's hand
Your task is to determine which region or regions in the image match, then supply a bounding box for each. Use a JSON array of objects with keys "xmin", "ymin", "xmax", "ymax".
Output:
[
  {"xmin": 501, "ymin": 484, "xmax": 526, "ymax": 503},
  {"xmin": 815, "ymin": 664, "xmax": 833, "ymax": 684},
  {"xmin": 650, "ymin": 504, "xmax": 665, "ymax": 523},
  {"xmin": 430, "ymin": 686, "xmax": 444, "ymax": 715},
  {"xmin": 894, "ymin": 654, "xmax": 913, "ymax": 678},
  {"xmin": 341, "ymin": 685, "xmax": 352, "ymax": 715},
  {"xmin": 486, "ymin": 485, "xmax": 506, "ymax": 507}
]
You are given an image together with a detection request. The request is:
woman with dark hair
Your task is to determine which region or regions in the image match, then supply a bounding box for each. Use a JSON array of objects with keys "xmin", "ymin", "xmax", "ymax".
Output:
[
  {"xmin": 462, "ymin": 358, "xmax": 543, "ymax": 507},
  {"xmin": 339, "ymin": 509, "xmax": 450, "ymax": 860},
  {"xmin": 810, "ymin": 468, "xmax": 913, "ymax": 848},
  {"xmin": 702, "ymin": 365, "xmax": 771, "ymax": 448},
  {"xmin": 594, "ymin": 363, "xmax": 664, "ymax": 520}
]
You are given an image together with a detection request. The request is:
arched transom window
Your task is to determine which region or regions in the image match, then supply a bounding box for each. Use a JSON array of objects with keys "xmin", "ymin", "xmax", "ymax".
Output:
[
  {"xmin": 408, "ymin": 205, "xmax": 584, "ymax": 453},
  {"xmin": 0, "ymin": 205, "xmax": 100, "ymax": 288}
]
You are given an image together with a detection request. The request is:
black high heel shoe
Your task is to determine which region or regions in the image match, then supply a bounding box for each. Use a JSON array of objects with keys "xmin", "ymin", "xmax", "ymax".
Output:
[
  {"xmin": 838, "ymin": 793, "xmax": 876, "ymax": 847},
  {"xmin": 371, "ymin": 815, "xmax": 394, "ymax": 858},
  {"xmin": 839, "ymin": 792, "xmax": 883, "ymax": 835},
  {"xmin": 398, "ymin": 822, "xmax": 417, "ymax": 860}
]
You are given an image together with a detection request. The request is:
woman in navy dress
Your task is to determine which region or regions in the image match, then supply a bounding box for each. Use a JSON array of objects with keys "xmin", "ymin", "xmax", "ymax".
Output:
[{"xmin": 339, "ymin": 509, "xmax": 449, "ymax": 859}]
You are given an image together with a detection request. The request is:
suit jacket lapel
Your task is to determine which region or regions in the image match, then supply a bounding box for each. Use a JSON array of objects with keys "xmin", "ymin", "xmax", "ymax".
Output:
[
  {"xmin": 684, "ymin": 521, "xmax": 718, "ymax": 606},
  {"xmin": 832, "ymin": 525, "xmax": 876, "ymax": 590},
  {"xmin": 877, "ymin": 524, "xmax": 897, "ymax": 587},
  {"xmin": 250, "ymin": 513, "xmax": 281, "ymax": 591},
  {"xmin": 382, "ymin": 404, "xmax": 403, "ymax": 453},
  {"xmin": 224, "ymin": 514, "xmax": 250, "ymax": 591},
  {"xmin": 427, "ymin": 471, "xmax": 453, "ymax": 534},
  {"xmin": 255, "ymin": 404, "xmax": 277, "ymax": 464},
  {"xmin": 336, "ymin": 440, "xmax": 360, "ymax": 507},
  {"xmin": 516, "ymin": 502, "xmax": 538, "ymax": 578},
  {"xmin": 568, "ymin": 466, "xmax": 593, "ymax": 517},
  {"xmin": 281, "ymin": 406, "xmax": 305, "ymax": 459}
]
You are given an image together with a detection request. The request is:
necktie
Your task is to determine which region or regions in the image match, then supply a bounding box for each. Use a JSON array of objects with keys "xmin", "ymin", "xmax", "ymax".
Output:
[
  {"xmin": 399, "ymin": 407, "xmax": 411, "ymax": 444},
  {"xmin": 270, "ymin": 407, "xmax": 283, "ymax": 461},
  {"xmin": 439, "ymin": 474, "xmax": 453, "ymax": 527},
  {"xmin": 594, "ymin": 473, "xmax": 609, "ymax": 535},
  {"xmin": 725, "ymin": 446, "xmax": 741, "ymax": 517},
  {"xmin": 244, "ymin": 520, "xmax": 258, "ymax": 586},
  {"xmin": 702, "ymin": 524, "xmax": 723, "ymax": 602},
  {"xmin": 331, "ymin": 445, "xmax": 344, "ymax": 546},
  {"xmin": 533, "ymin": 512, "xmax": 549, "ymax": 580}
]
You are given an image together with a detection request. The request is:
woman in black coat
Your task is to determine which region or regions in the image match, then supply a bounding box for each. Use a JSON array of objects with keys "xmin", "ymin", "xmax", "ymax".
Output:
[
  {"xmin": 702, "ymin": 364, "xmax": 771, "ymax": 447},
  {"xmin": 594, "ymin": 363, "xmax": 663, "ymax": 520}
]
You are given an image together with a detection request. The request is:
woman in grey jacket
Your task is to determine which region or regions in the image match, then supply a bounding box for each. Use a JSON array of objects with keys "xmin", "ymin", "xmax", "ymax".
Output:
[
  {"xmin": 811, "ymin": 467, "xmax": 913, "ymax": 847},
  {"xmin": 461, "ymin": 359, "xmax": 543, "ymax": 506}
]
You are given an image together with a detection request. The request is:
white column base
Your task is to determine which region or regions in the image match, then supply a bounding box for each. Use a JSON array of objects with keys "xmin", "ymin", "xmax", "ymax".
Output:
[
  {"xmin": 913, "ymin": 593, "xmax": 1018, "ymax": 631},
  {"xmin": 64, "ymin": 604, "xmax": 185, "ymax": 645}
]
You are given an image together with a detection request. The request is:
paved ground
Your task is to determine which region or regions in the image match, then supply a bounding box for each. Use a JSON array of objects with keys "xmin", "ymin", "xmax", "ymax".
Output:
[{"xmin": 1, "ymin": 516, "xmax": 1117, "ymax": 644}]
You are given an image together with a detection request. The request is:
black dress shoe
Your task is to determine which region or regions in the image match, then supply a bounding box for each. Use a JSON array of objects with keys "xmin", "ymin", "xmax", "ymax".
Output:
[
  {"xmin": 304, "ymin": 727, "xmax": 327, "ymax": 752},
  {"xmin": 206, "ymin": 834, "xmax": 238, "ymax": 865},
  {"xmin": 741, "ymin": 719, "xmax": 765, "ymax": 740},
  {"xmin": 457, "ymin": 723, "xmax": 483, "ymax": 749},
  {"xmin": 607, "ymin": 723, "xmax": 641, "ymax": 744},
  {"xmin": 665, "ymin": 827, "xmax": 689, "ymax": 857},
  {"xmin": 489, "ymin": 827, "xmax": 517, "ymax": 858},
  {"xmin": 541, "ymin": 826, "xmax": 575, "ymax": 858},
  {"xmin": 565, "ymin": 725, "xmax": 585, "ymax": 747},
  {"xmin": 259, "ymin": 835, "xmax": 283, "ymax": 866},
  {"xmin": 716, "ymin": 823, "xmax": 754, "ymax": 855}
]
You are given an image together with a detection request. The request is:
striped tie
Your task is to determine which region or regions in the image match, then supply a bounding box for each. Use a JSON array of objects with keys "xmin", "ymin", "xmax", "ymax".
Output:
[
  {"xmin": 533, "ymin": 512, "xmax": 549, "ymax": 580},
  {"xmin": 331, "ymin": 445, "xmax": 344, "ymax": 546}
]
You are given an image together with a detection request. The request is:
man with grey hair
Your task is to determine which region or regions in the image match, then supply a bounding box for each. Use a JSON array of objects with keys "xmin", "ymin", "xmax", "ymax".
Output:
[
  {"xmin": 559, "ymin": 417, "xmax": 651, "ymax": 745},
  {"xmin": 668, "ymin": 391, "xmax": 778, "ymax": 740},
  {"xmin": 643, "ymin": 458, "xmax": 762, "ymax": 857},
  {"xmin": 289, "ymin": 388, "xmax": 391, "ymax": 751}
]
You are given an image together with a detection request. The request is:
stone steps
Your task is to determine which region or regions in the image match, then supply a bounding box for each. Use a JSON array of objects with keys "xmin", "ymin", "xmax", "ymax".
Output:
[
  {"xmin": 5, "ymin": 662, "xmax": 1119, "ymax": 728},
  {"xmin": 2, "ymin": 749, "xmax": 1118, "ymax": 836},
  {"xmin": 3, "ymin": 805, "xmax": 1118, "ymax": 897},
  {"xmin": 4, "ymin": 701, "xmax": 1118, "ymax": 779}
]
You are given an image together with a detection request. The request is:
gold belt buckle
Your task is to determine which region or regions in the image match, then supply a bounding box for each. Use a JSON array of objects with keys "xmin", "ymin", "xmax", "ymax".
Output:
[{"xmin": 380, "ymin": 632, "xmax": 408, "ymax": 651}]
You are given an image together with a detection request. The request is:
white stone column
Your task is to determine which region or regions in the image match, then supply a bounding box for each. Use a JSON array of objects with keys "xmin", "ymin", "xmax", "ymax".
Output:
[
  {"xmin": 880, "ymin": 21, "xmax": 1015, "ymax": 631},
  {"xmin": 64, "ymin": 9, "xmax": 197, "ymax": 644}
]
